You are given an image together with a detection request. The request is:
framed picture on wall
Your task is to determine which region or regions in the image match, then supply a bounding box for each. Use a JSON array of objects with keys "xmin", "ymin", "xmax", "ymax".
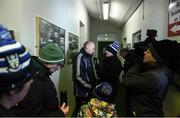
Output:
[
  {"xmin": 67, "ymin": 33, "xmax": 79, "ymax": 64},
  {"xmin": 36, "ymin": 17, "xmax": 65, "ymax": 64}
]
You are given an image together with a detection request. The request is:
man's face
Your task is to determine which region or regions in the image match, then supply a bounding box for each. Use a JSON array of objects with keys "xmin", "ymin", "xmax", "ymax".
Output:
[
  {"xmin": 105, "ymin": 50, "xmax": 113, "ymax": 57},
  {"xmin": 143, "ymin": 48, "xmax": 156, "ymax": 63},
  {"xmin": 46, "ymin": 64, "xmax": 61, "ymax": 73},
  {"xmin": 85, "ymin": 43, "xmax": 95, "ymax": 55}
]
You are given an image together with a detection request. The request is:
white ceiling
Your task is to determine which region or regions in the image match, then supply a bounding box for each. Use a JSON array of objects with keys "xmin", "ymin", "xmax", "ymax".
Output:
[{"xmin": 82, "ymin": 0, "xmax": 143, "ymax": 28}]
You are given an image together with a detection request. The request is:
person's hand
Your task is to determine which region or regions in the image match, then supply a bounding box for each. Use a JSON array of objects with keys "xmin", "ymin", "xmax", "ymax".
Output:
[{"xmin": 60, "ymin": 102, "xmax": 69, "ymax": 115}]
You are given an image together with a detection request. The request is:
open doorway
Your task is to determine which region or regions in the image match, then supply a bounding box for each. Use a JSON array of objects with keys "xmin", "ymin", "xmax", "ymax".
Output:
[
  {"xmin": 98, "ymin": 41, "xmax": 113, "ymax": 59},
  {"xmin": 96, "ymin": 33, "xmax": 116, "ymax": 59},
  {"xmin": 132, "ymin": 30, "xmax": 141, "ymax": 48}
]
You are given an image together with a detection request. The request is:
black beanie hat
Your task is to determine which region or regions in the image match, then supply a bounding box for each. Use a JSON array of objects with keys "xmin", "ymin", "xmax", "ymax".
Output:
[
  {"xmin": 93, "ymin": 82, "xmax": 112, "ymax": 102},
  {"xmin": 148, "ymin": 39, "xmax": 178, "ymax": 66}
]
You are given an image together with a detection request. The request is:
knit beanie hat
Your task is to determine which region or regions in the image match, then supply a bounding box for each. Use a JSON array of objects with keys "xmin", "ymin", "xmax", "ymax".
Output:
[
  {"xmin": 0, "ymin": 25, "xmax": 11, "ymax": 40},
  {"xmin": 93, "ymin": 82, "xmax": 112, "ymax": 102},
  {"xmin": 0, "ymin": 38, "xmax": 31, "ymax": 93},
  {"xmin": 148, "ymin": 39, "xmax": 179, "ymax": 68},
  {"xmin": 39, "ymin": 43, "xmax": 64, "ymax": 65},
  {"xmin": 106, "ymin": 41, "xmax": 120, "ymax": 55}
]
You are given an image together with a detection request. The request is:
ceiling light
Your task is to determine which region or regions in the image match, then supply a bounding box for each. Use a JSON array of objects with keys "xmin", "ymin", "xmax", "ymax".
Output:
[
  {"xmin": 169, "ymin": 2, "xmax": 176, "ymax": 11},
  {"xmin": 103, "ymin": 2, "xmax": 109, "ymax": 20}
]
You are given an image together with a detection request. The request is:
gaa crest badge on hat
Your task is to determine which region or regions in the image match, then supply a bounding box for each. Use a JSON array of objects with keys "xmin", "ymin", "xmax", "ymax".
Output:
[{"xmin": 6, "ymin": 53, "xmax": 21, "ymax": 72}]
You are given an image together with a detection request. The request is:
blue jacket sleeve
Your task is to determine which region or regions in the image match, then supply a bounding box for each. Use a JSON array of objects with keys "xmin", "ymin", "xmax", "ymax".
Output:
[{"xmin": 75, "ymin": 54, "xmax": 92, "ymax": 89}]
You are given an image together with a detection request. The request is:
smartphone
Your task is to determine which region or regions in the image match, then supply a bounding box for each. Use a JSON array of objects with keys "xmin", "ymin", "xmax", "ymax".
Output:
[{"xmin": 60, "ymin": 91, "xmax": 67, "ymax": 107}]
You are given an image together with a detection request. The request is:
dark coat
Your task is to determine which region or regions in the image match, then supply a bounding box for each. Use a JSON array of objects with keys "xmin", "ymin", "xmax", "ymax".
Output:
[
  {"xmin": 72, "ymin": 48, "xmax": 96, "ymax": 97},
  {"xmin": 0, "ymin": 105, "xmax": 16, "ymax": 116},
  {"xmin": 122, "ymin": 62, "xmax": 173, "ymax": 116},
  {"xmin": 11, "ymin": 56, "xmax": 64, "ymax": 116},
  {"xmin": 97, "ymin": 55, "xmax": 122, "ymax": 95}
]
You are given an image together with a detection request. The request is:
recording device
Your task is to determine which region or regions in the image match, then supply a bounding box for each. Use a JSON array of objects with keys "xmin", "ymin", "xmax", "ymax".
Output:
[
  {"xmin": 135, "ymin": 29, "xmax": 157, "ymax": 52},
  {"xmin": 146, "ymin": 29, "xmax": 157, "ymax": 37},
  {"xmin": 123, "ymin": 29, "xmax": 158, "ymax": 77},
  {"xmin": 60, "ymin": 91, "xmax": 67, "ymax": 107},
  {"xmin": 133, "ymin": 29, "xmax": 158, "ymax": 59}
]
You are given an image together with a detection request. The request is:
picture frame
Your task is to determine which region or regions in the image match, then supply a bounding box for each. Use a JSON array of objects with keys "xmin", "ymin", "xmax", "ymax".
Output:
[
  {"xmin": 36, "ymin": 17, "xmax": 65, "ymax": 64},
  {"xmin": 67, "ymin": 33, "xmax": 79, "ymax": 64}
]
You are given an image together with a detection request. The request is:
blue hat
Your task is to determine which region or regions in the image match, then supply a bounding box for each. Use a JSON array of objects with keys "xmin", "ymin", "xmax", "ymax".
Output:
[
  {"xmin": 106, "ymin": 41, "xmax": 120, "ymax": 55},
  {"xmin": 0, "ymin": 38, "xmax": 31, "ymax": 93},
  {"xmin": 93, "ymin": 82, "xmax": 112, "ymax": 102},
  {"xmin": 0, "ymin": 24, "xmax": 11, "ymax": 40}
]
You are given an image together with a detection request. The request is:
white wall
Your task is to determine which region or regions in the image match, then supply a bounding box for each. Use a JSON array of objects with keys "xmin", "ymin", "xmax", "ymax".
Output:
[
  {"xmin": 120, "ymin": 0, "xmax": 180, "ymax": 116},
  {"xmin": 0, "ymin": 0, "xmax": 90, "ymax": 116},
  {"xmin": 0, "ymin": 0, "xmax": 21, "ymax": 41},
  {"xmin": 20, "ymin": 0, "xmax": 89, "ymax": 54},
  {"xmin": 120, "ymin": 0, "xmax": 180, "ymax": 44}
]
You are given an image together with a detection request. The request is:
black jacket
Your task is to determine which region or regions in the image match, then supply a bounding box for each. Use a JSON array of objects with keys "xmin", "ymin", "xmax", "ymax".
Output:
[
  {"xmin": 72, "ymin": 48, "xmax": 96, "ymax": 97},
  {"xmin": 0, "ymin": 105, "xmax": 16, "ymax": 116},
  {"xmin": 97, "ymin": 55, "xmax": 122, "ymax": 95},
  {"xmin": 11, "ymin": 56, "xmax": 64, "ymax": 116},
  {"xmin": 122, "ymin": 62, "xmax": 173, "ymax": 116}
]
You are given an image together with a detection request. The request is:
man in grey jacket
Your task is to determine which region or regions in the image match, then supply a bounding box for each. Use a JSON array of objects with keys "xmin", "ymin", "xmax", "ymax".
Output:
[{"xmin": 72, "ymin": 41, "xmax": 96, "ymax": 116}]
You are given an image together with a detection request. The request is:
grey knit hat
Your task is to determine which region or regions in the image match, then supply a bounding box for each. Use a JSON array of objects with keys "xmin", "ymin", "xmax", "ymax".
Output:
[{"xmin": 93, "ymin": 82, "xmax": 112, "ymax": 102}]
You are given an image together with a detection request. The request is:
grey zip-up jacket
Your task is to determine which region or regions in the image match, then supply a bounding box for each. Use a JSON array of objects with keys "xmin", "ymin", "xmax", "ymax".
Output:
[{"xmin": 73, "ymin": 48, "xmax": 96, "ymax": 97}]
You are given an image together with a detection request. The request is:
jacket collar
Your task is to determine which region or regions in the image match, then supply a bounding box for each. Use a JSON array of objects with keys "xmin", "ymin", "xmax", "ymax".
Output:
[
  {"xmin": 30, "ymin": 56, "xmax": 51, "ymax": 78},
  {"xmin": 80, "ymin": 48, "xmax": 92, "ymax": 57}
]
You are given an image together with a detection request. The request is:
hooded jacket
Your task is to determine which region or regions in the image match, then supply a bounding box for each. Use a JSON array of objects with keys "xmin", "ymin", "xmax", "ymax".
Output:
[{"xmin": 78, "ymin": 98, "xmax": 117, "ymax": 117}]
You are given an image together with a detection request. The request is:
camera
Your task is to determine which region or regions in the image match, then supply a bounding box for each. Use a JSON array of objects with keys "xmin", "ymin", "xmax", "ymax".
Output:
[
  {"xmin": 146, "ymin": 29, "xmax": 157, "ymax": 37},
  {"xmin": 144, "ymin": 29, "xmax": 157, "ymax": 45},
  {"xmin": 122, "ymin": 30, "xmax": 158, "ymax": 77}
]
